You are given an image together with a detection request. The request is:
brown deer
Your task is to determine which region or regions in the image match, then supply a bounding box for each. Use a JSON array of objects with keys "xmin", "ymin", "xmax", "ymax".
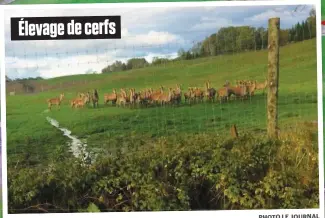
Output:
[
  {"xmin": 172, "ymin": 84, "xmax": 182, "ymax": 105},
  {"xmin": 194, "ymin": 87, "xmax": 204, "ymax": 103},
  {"xmin": 255, "ymin": 80, "xmax": 268, "ymax": 95},
  {"xmin": 129, "ymin": 88, "xmax": 137, "ymax": 108},
  {"xmin": 91, "ymin": 89, "xmax": 99, "ymax": 108},
  {"xmin": 117, "ymin": 89, "xmax": 127, "ymax": 107},
  {"xmin": 216, "ymin": 87, "xmax": 229, "ymax": 103},
  {"xmin": 71, "ymin": 97, "xmax": 87, "ymax": 109},
  {"xmin": 137, "ymin": 89, "xmax": 150, "ymax": 106},
  {"xmin": 246, "ymin": 81, "xmax": 256, "ymax": 97},
  {"xmin": 84, "ymin": 92, "xmax": 91, "ymax": 105},
  {"xmin": 149, "ymin": 86, "xmax": 164, "ymax": 105},
  {"xmin": 104, "ymin": 89, "xmax": 117, "ymax": 105},
  {"xmin": 184, "ymin": 88, "xmax": 192, "ymax": 104},
  {"xmin": 70, "ymin": 96, "xmax": 82, "ymax": 108},
  {"xmin": 228, "ymin": 85, "xmax": 248, "ymax": 100},
  {"xmin": 158, "ymin": 88, "xmax": 174, "ymax": 106},
  {"xmin": 47, "ymin": 93, "xmax": 64, "ymax": 111},
  {"xmin": 205, "ymin": 81, "xmax": 216, "ymax": 102}
]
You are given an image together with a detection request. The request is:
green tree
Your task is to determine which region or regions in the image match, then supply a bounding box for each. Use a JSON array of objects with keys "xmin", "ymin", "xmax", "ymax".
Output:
[{"xmin": 126, "ymin": 58, "xmax": 148, "ymax": 70}]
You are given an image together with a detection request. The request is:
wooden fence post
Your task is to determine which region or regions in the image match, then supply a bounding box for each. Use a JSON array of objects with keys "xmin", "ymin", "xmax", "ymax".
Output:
[
  {"xmin": 230, "ymin": 124, "xmax": 238, "ymax": 139},
  {"xmin": 267, "ymin": 17, "xmax": 280, "ymax": 139}
]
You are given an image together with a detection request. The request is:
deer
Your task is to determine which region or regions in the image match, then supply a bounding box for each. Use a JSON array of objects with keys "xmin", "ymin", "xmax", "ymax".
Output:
[
  {"xmin": 104, "ymin": 89, "xmax": 117, "ymax": 105},
  {"xmin": 117, "ymin": 89, "xmax": 127, "ymax": 107},
  {"xmin": 158, "ymin": 88, "xmax": 174, "ymax": 106},
  {"xmin": 205, "ymin": 81, "xmax": 216, "ymax": 102},
  {"xmin": 254, "ymin": 80, "xmax": 268, "ymax": 95},
  {"xmin": 216, "ymin": 87, "xmax": 229, "ymax": 103},
  {"xmin": 84, "ymin": 92, "xmax": 91, "ymax": 105},
  {"xmin": 184, "ymin": 88, "xmax": 192, "ymax": 104},
  {"xmin": 136, "ymin": 89, "xmax": 150, "ymax": 106},
  {"xmin": 71, "ymin": 97, "xmax": 87, "ymax": 109},
  {"xmin": 193, "ymin": 87, "xmax": 204, "ymax": 103},
  {"xmin": 172, "ymin": 84, "xmax": 182, "ymax": 105},
  {"xmin": 129, "ymin": 88, "xmax": 137, "ymax": 108},
  {"xmin": 246, "ymin": 81, "xmax": 256, "ymax": 97},
  {"xmin": 47, "ymin": 93, "xmax": 64, "ymax": 111},
  {"xmin": 136, "ymin": 91, "xmax": 145, "ymax": 106},
  {"xmin": 91, "ymin": 89, "xmax": 99, "ymax": 108},
  {"xmin": 227, "ymin": 85, "xmax": 248, "ymax": 101},
  {"xmin": 149, "ymin": 86, "xmax": 164, "ymax": 105},
  {"xmin": 70, "ymin": 95, "xmax": 84, "ymax": 108}
]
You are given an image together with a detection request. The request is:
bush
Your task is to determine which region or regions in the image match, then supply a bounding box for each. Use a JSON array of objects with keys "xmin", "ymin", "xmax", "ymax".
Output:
[{"xmin": 8, "ymin": 124, "xmax": 319, "ymax": 213}]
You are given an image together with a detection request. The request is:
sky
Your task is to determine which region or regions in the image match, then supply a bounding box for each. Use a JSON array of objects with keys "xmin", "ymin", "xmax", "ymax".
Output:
[{"xmin": 4, "ymin": 4, "xmax": 314, "ymax": 80}]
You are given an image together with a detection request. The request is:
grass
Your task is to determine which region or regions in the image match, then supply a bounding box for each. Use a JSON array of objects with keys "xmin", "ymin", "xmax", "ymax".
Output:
[{"xmin": 6, "ymin": 39, "xmax": 318, "ymax": 167}]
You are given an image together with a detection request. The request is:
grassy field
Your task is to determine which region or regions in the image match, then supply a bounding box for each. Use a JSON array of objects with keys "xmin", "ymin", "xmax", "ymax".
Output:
[{"xmin": 6, "ymin": 38, "xmax": 318, "ymax": 167}]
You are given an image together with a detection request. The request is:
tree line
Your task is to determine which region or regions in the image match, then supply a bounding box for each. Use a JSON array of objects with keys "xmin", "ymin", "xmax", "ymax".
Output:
[
  {"xmin": 6, "ymin": 75, "xmax": 44, "ymax": 82},
  {"xmin": 102, "ymin": 8, "xmax": 316, "ymax": 74}
]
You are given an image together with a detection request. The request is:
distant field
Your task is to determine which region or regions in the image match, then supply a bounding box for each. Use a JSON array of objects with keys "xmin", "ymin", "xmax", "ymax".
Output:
[{"xmin": 6, "ymin": 39, "xmax": 318, "ymax": 167}]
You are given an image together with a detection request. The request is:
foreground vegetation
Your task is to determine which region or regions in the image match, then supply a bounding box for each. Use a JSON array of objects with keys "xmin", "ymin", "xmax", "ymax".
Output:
[{"xmin": 8, "ymin": 124, "xmax": 319, "ymax": 212}]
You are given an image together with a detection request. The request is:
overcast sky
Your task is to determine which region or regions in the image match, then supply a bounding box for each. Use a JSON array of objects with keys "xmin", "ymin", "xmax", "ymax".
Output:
[{"xmin": 4, "ymin": 5, "xmax": 314, "ymax": 80}]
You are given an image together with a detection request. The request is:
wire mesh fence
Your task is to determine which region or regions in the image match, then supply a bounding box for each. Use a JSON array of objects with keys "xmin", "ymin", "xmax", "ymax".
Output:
[
  {"xmin": 4, "ymin": 6, "xmax": 320, "ymax": 213},
  {"xmin": 5, "ymin": 17, "xmax": 318, "ymax": 167}
]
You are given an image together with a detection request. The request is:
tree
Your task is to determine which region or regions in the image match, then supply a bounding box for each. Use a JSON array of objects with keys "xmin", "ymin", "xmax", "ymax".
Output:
[
  {"xmin": 279, "ymin": 30, "xmax": 289, "ymax": 46},
  {"xmin": 191, "ymin": 42, "xmax": 203, "ymax": 58},
  {"xmin": 126, "ymin": 58, "xmax": 148, "ymax": 70},
  {"xmin": 309, "ymin": 7, "xmax": 316, "ymax": 17},
  {"xmin": 177, "ymin": 48, "xmax": 186, "ymax": 59},
  {"xmin": 306, "ymin": 14, "xmax": 316, "ymax": 38}
]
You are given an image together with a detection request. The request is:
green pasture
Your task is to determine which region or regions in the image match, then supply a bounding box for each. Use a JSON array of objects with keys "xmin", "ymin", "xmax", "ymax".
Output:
[{"xmin": 6, "ymin": 39, "xmax": 318, "ymax": 167}]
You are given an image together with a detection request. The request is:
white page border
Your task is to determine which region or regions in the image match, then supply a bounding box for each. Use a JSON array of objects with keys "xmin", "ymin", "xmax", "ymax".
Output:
[{"xmin": 0, "ymin": 1, "xmax": 323, "ymax": 218}]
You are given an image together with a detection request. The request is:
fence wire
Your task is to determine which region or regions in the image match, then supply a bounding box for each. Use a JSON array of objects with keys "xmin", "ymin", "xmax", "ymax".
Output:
[{"xmin": 4, "ymin": 13, "xmax": 319, "ymax": 213}]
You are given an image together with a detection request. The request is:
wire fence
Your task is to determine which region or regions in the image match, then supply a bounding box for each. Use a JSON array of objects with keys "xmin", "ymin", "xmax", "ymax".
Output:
[
  {"xmin": 4, "ymin": 11, "xmax": 320, "ymax": 213},
  {"xmin": 5, "ymin": 25, "xmax": 318, "ymax": 160}
]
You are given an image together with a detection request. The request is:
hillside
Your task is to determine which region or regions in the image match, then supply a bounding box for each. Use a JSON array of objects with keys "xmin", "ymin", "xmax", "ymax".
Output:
[{"xmin": 7, "ymin": 38, "xmax": 317, "ymax": 96}]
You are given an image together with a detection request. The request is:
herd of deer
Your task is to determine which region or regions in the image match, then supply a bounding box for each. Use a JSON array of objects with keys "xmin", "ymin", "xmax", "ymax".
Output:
[
  {"xmin": 46, "ymin": 79, "xmax": 268, "ymax": 110},
  {"xmin": 46, "ymin": 89, "xmax": 99, "ymax": 110}
]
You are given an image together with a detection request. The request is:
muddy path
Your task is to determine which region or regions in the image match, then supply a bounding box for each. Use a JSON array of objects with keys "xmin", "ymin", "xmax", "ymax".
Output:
[{"xmin": 46, "ymin": 116, "xmax": 92, "ymax": 163}]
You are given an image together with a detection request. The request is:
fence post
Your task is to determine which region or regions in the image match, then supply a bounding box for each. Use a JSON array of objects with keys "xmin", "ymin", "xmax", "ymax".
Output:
[{"xmin": 267, "ymin": 17, "xmax": 280, "ymax": 139}]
